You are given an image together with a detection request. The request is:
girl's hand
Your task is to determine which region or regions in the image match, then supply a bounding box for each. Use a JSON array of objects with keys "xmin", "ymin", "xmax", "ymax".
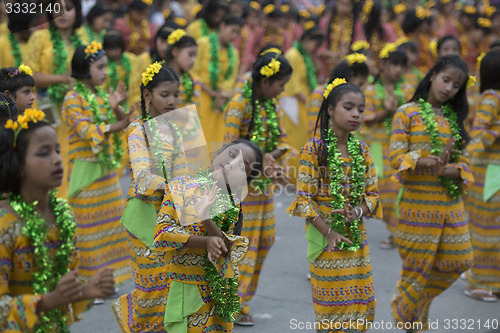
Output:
[
  {"xmin": 331, "ymin": 199, "xmax": 357, "ymax": 222},
  {"xmin": 191, "ymin": 183, "xmax": 218, "ymax": 221},
  {"xmin": 39, "ymin": 270, "xmax": 82, "ymax": 311},
  {"xmin": 206, "ymin": 236, "xmax": 228, "ymax": 259},
  {"xmin": 439, "ymin": 137, "xmax": 456, "ymax": 164},
  {"xmin": 83, "ymin": 267, "xmax": 115, "ymax": 300},
  {"xmin": 325, "ymin": 229, "xmax": 353, "ymax": 251},
  {"xmin": 383, "ymin": 94, "xmax": 398, "ymax": 115},
  {"xmin": 109, "ymin": 82, "xmax": 128, "ymax": 110},
  {"xmin": 214, "ymin": 93, "xmax": 227, "ymax": 112}
]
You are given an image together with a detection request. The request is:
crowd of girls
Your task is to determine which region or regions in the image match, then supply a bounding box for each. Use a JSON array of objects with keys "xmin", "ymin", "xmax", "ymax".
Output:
[{"xmin": 1, "ymin": 0, "xmax": 500, "ymax": 332}]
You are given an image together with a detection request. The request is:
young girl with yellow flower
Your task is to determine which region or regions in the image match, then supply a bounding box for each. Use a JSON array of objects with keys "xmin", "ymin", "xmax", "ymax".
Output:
[
  {"xmin": 223, "ymin": 51, "xmax": 292, "ymax": 326},
  {"xmin": 390, "ymin": 55, "xmax": 473, "ymax": 329},
  {"xmin": 0, "ymin": 109, "xmax": 116, "ymax": 332},
  {"xmin": 288, "ymin": 79, "xmax": 381, "ymax": 332},
  {"xmin": 186, "ymin": 0, "xmax": 229, "ymax": 41},
  {"xmin": 0, "ymin": 65, "xmax": 35, "ymax": 113},
  {"xmin": 0, "ymin": 11, "xmax": 36, "ymax": 68},
  {"xmin": 191, "ymin": 16, "xmax": 243, "ymax": 145},
  {"xmin": 63, "ymin": 43, "xmax": 134, "ymax": 302}
]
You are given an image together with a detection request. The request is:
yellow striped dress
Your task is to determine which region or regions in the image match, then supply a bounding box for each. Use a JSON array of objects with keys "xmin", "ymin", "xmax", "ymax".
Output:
[
  {"xmin": 222, "ymin": 92, "xmax": 290, "ymax": 317},
  {"xmin": 361, "ymin": 82, "xmax": 411, "ymax": 235},
  {"xmin": 306, "ymin": 85, "xmax": 324, "ymax": 139},
  {"xmin": 0, "ymin": 204, "xmax": 92, "ymax": 332},
  {"xmin": 63, "ymin": 90, "xmax": 131, "ymax": 285},
  {"xmin": 389, "ymin": 102, "xmax": 473, "ymax": 329},
  {"xmin": 464, "ymin": 89, "xmax": 500, "ymax": 294},
  {"xmin": 287, "ymin": 139, "xmax": 382, "ymax": 333},
  {"xmin": 151, "ymin": 176, "xmax": 249, "ymax": 332},
  {"xmin": 113, "ymin": 118, "xmax": 188, "ymax": 332}
]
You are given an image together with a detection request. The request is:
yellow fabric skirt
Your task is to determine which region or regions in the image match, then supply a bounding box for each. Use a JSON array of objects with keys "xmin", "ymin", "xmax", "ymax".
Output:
[
  {"xmin": 68, "ymin": 171, "xmax": 131, "ymax": 285},
  {"xmin": 464, "ymin": 163, "xmax": 500, "ymax": 293},
  {"xmin": 281, "ymin": 100, "xmax": 308, "ymax": 185},
  {"xmin": 198, "ymin": 90, "xmax": 225, "ymax": 148}
]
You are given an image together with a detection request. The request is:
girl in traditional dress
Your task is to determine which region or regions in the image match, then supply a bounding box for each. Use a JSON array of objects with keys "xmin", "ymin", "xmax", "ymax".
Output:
[
  {"xmin": 0, "ymin": 65, "xmax": 35, "ymax": 113},
  {"xmin": 25, "ymin": 0, "xmax": 84, "ymax": 198},
  {"xmin": 362, "ymin": 44, "xmax": 410, "ymax": 249},
  {"xmin": 63, "ymin": 43, "xmax": 134, "ymax": 302},
  {"xmin": 223, "ymin": 51, "xmax": 292, "ymax": 326},
  {"xmin": 77, "ymin": 3, "xmax": 113, "ymax": 45},
  {"xmin": 0, "ymin": 109, "xmax": 115, "ymax": 332},
  {"xmin": 398, "ymin": 41, "xmax": 424, "ymax": 97},
  {"xmin": 165, "ymin": 29, "xmax": 202, "ymax": 108},
  {"xmin": 191, "ymin": 16, "xmax": 242, "ymax": 145},
  {"xmin": 249, "ymin": 5, "xmax": 292, "ymax": 58},
  {"xmin": 307, "ymin": 52, "xmax": 369, "ymax": 138},
  {"xmin": 236, "ymin": 2, "xmax": 263, "ymax": 76},
  {"xmin": 113, "ymin": 62, "xmax": 187, "ymax": 332},
  {"xmin": 402, "ymin": 7, "xmax": 434, "ymax": 72},
  {"xmin": 186, "ymin": 0, "xmax": 229, "ymax": 41},
  {"xmin": 0, "ymin": 11, "xmax": 36, "ymax": 68},
  {"xmin": 390, "ymin": 55, "xmax": 474, "ymax": 331},
  {"xmin": 151, "ymin": 139, "xmax": 263, "ymax": 332},
  {"xmin": 464, "ymin": 51, "xmax": 500, "ymax": 302},
  {"xmin": 435, "ymin": 35, "xmax": 461, "ymax": 58},
  {"xmin": 288, "ymin": 79, "xmax": 382, "ymax": 332},
  {"xmin": 114, "ymin": 0, "xmax": 157, "ymax": 55}
]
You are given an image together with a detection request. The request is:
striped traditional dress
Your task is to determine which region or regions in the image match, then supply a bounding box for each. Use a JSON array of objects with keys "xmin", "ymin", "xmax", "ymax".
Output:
[
  {"xmin": 464, "ymin": 90, "xmax": 500, "ymax": 294},
  {"xmin": 288, "ymin": 139, "xmax": 382, "ymax": 333},
  {"xmin": 222, "ymin": 92, "xmax": 290, "ymax": 317},
  {"xmin": 389, "ymin": 102, "xmax": 473, "ymax": 329},
  {"xmin": 63, "ymin": 90, "xmax": 131, "ymax": 285},
  {"xmin": 306, "ymin": 85, "xmax": 324, "ymax": 139}
]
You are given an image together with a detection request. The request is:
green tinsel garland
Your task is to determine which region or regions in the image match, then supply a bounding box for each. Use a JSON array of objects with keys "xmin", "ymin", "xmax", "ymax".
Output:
[
  {"xmin": 294, "ymin": 41, "xmax": 318, "ymax": 93},
  {"xmin": 108, "ymin": 53, "xmax": 131, "ymax": 110},
  {"xmin": 84, "ymin": 24, "xmax": 105, "ymax": 44},
  {"xmin": 8, "ymin": 32, "xmax": 23, "ymax": 67},
  {"xmin": 74, "ymin": 80, "xmax": 123, "ymax": 170},
  {"xmin": 208, "ymin": 32, "xmax": 235, "ymax": 109},
  {"xmin": 326, "ymin": 128, "xmax": 366, "ymax": 251},
  {"xmin": 375, "ymin": 77, "xmax": 405, "ymax": 134},
  {"xmin": 48, "ymin": 26, "xmax": 82, "ymax": 105},
  {"xmin": 242, "ymin": 81, "xmax": 281, "ymax": 192},
  {"xmin": 196, "ymin": 168, "xmax": 240, "ymax": 322},
  {"xmin": 8, "ymin": 191, "xmax": 76, "ymax": 333},
  {"xmin": 180, "ymin": 72, "xmax": 194, "ymax": 104},
  {"xmin": 418, "ymin": 98, "xmax": 463, "ymax": 200},
  {"xmin": 200, "ymin": 19, "xmax": 210, "ymax": 38}
]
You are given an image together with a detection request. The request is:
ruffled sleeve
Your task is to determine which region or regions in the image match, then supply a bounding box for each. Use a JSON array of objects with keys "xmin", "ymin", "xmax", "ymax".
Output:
[
  {"xmin": 63, "ymin": 91, "xmax": 108, "ymax": 154},
  {"xmin": 67, "ymin": 249, "xmax": 92, "ymax": 323},
  {"xmin": 0, "ymin": 210, "xmax": 42, "ymax": 332},
  {"xmin": 450, "ymin": 150, "xmax": 474, "ymax": 190},
  {"xmin": 208, "ymin": 232, "xmax": 248, "ymax": 279},
  {"xmin": 360, "ymin": 142, "xmax": 382, "ymax": 219},
  {"xmin": 287, "ymin": 141, "xmax": 321, "ymax": 218},
  {"xmin": 389, "ymin": 104, "xmax": 420, "ymax": 183},
  {"xmin": 127, "ymin": 122, "xmax": 166, "ymax": 197}
]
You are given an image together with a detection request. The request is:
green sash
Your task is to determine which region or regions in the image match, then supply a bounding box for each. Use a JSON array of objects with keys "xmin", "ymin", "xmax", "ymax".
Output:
[
  {"xmin": 67, "ymin": 160, "xmax": 107, "ymax": 198},
  {"xmin": 164, "ymin": 281, "xmax": 204, "ymax": 333},
  {"xmin": 369, "ymin": 142, "xmax": 384, "ymax": 179},
  {"xmin": 305, "ymin": 223, "xmax": 327, "ymax": 262},
  {"xmin": 483, "ymin": 164, "xmax": 500, "ymax": 201},
  {"xmin": 120, "ymin": 198, "xmax": 158, "ymax": 247}
]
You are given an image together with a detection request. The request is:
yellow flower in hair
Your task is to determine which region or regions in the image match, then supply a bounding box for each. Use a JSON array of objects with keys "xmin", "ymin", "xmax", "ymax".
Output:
[
  {"xmin": 18, "ymin": 64, "xmax": 33, "ymax": 77},
  {"xmin": 163, "ymin": 9, "xmax": 171, "ymax": 19},
  {"xmin": 478, "ymin": 17, "xmax": 492, "ymax": 28},
  {"xmin": 425, "ymin": 1, "xmax": 435, "ymax": 9},
  {"xmin": 192, "ymin": 4, "xmax": 202, "ymax": 16},
  {"xmin": 24, "ymin": 108, "xmax": 45, "ymax": 122},
  {"xmin": 168, "ymin": 29, "xmax": 186, "ymax": 45},
  {"xmin": 464, "ymin": 5, "xmax": 477, "ymax": 14},
  {"xmin": 362, "ymin": 0, "xmax": 373, "ymax": 21},
  {"xmin": 316, "ymin": 4, "xmax": 326, "ymax": 15},
  {"xmin": 142, "ymin": 0, "xmax": 153, "ymax": 5},
  {"xmin": 429, "ymin": 39, "xmax": 437, "ymax": 57},
  {"xmin": 395, "ymin": 36, "xmax": 408, "ymax": 46},
  {"xmin": 351, "ymin": 40, "xmax": 370, "ymax": 52},
  {"xmin": 303, "ymin": 20, "xmax": 315, "ymax": 31},
  {"xmin": 85, "ymin": 41, "xmax": 103, "ymax": 56},
  {"xmin": 281, "ymin": 5, "xmax": 290, "ymax": 13},
  {"xmin": 477, "ymin": 52, "xmax": 486, "ymax": 69},
  {"xmin": 323, "ymin": 78, "xmax": 347, "ymax": 99},
  {"xmin": 485, "ymin": 5, "xmax": 496, "ymax": 18},
  {"xmin": 259, "ymin": 47, "xmax": 282, "ymax": 56},
  {"xmin": 263, "ymin": 4, "xmax": 275, "ymax": 15},
  {"xmin": 250, "ymin": 1, "xmax": 260, "ymax": 10},
  {"xmin": 379, "ymin": 43, "xmax": 397, "ymax": 59},
  {"xmin": 345, "ymin": 53, "xmax": 367, "ymax": 65},
  {"xmin": 394, "ymin": 3, "xmax": 406, "ymax": 14},
  {"xmin": 260, "ymin": 58, "xmax": 281, "ymax": 77},
  {"xmin": 5, "ymin": 119, "xmax": 18, "ymax": 130},
  {"xmin": 441, "ymin": 0, "xmax": 451, "ymax": 4},
  {"xmin": 174, "ymin": 17, "xmax": 187, "ymax": 27},
  {"xmin": 142, "ymin": 62, "xmax": 163, "ymax": 86},
  {"xmin": 415, "ymin": 6, "xmax": 426, "ymax": 19},
  {"xmin": 467, "ymin": 75, "xmax": 476, "ymax": 88},
  {"xmin": 299, "ymin": 9, "xmax": 311, "ymax": 19}
]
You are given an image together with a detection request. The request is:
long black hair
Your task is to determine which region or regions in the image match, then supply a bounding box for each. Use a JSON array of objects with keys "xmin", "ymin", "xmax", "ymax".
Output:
[
  {"xmin": 71, "ymin": 44, "xmax": 106, "ymax": 79},
  {"xmin": 363, "ymin": 0, "xmax": 385, "ymax": 42},
  {"xmin": 166, "ymin": 34, "xmax": 197, "ymax": 64},
  {"xmin": 140, "ymin": 63, "xmax": 180, "ymax": 120},
  {"xmin": 0, "ymin": 120, "xmax": 52, "ymax": 194},
  {"xmin": 479, "ymin": 51, "xmax": 500, "ymax": 93},
  {"xmin": 410, "ymin": 55, "xmax": 470, "ymax": 143},
  {"xmin": 314, "ymin": 83, "xmax": 364, "ymax": 176},
  {"xmin": 330, "ymin": 59, "xmax": 369, "ymax": 84},
  {"xmin": 0, "ymin": 68, "xmax": 35, "ymax": 95},
  {"xmin": 246, "ymin": 52, "xmax": 293, "ymax": 138}
]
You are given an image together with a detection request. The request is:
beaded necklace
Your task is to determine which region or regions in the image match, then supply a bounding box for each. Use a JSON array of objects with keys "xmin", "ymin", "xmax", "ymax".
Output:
[
  {"xmin": 74, "ymin": 81, "xmax": 123, "ymax": 170},
  {"xmin": 8, "ymin": 191, "xmax": 76, "ymax": 333},
  {"xmin": 326, "ymin": 129, "xmax": 366, "ymax": 251}
]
